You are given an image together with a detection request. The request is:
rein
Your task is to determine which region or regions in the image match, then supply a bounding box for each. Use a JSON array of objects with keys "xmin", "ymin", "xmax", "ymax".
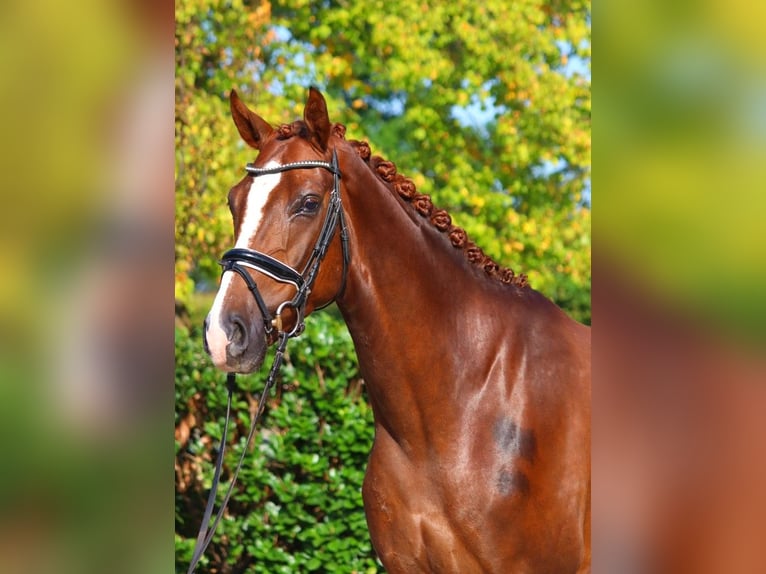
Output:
[
  {"xmin": 186, "ymin": 150, "xmax": 348, "ymax": 573},
  {"xmin": 185, "ymin": 334, "xmax": 288, "ymax": 574}
]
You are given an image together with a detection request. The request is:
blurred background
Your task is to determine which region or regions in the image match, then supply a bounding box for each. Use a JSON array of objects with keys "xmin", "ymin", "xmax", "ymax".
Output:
[
  {"xmin": 596, "ymin": 0, "xmax": 766, "ymax": 572},
  {"xmin": 0, "ymin": 0, "xmax": 173, "ymax": 572}
]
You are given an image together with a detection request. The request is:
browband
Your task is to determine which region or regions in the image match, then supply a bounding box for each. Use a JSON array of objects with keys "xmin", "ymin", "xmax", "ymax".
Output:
[{"xmin": 245, "ymin": 159, "xmax": 340, "ymax": 177}]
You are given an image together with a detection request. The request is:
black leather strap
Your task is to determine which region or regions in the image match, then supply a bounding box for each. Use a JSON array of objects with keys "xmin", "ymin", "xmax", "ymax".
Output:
[
  {"xmin": 221, "ymin": 249, "xmax": 304, "ymax": 290},
  {"xmin": 186, "ymin": 335, "xmax": 290, "ymax": 574}
]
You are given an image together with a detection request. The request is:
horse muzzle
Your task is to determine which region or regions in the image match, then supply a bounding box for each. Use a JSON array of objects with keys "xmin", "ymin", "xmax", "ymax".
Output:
[{"xmin": 203, "ymin": 311, "xmax": 268, "ymax": 373}]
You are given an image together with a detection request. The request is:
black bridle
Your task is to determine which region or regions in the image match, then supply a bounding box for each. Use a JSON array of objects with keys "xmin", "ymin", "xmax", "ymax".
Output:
[
  {"xmin": 186, "ymin": 149, "xmax": 349, "ymax": 573},
  {"xmin": 220, "ymin": 148, "xmax": 349, "ymax": 337}
]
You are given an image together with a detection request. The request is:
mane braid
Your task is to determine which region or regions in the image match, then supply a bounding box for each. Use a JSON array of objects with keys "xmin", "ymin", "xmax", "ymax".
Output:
[
  {"xmin": 276, "ymin": 121, "xmax": 528, "ymax": 288},
  {"xmin": 345, "ymin": 134, "xmax": 529, "ymax": 289}
]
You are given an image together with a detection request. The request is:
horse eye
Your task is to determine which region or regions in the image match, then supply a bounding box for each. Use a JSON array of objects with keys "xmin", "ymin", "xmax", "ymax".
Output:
[{"xmin": 301, "ymin": 195, "xmax": 321, "ymax": 214}]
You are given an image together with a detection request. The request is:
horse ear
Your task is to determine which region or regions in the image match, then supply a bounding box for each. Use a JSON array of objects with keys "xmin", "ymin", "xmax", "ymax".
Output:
[
  {"xmin": 303, "ymin": 87, "xmax": 331, "ymax": 151},
  {"xmin": 229, "ymin": 89, "xmax": 273, "ymax": 150}
]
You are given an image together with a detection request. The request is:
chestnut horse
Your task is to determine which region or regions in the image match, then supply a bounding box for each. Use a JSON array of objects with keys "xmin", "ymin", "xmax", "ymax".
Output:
[{"xmin": 204, "ymin": 88, "xmax": 591, "ymax": 573}]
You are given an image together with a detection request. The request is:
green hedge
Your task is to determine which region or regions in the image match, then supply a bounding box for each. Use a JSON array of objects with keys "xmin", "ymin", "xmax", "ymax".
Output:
[{"xmin": 175, "ymin": 311, "xmax": 381, "ymax": 573}]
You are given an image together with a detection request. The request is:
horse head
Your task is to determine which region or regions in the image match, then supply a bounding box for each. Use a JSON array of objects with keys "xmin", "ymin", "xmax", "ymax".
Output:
[{"xmin": 204, "ymin": 88, "xmax": 348, "ymax": 373}]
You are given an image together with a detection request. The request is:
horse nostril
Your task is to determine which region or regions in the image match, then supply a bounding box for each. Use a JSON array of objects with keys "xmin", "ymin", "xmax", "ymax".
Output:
[
  {"xmin": 225, "ymin": 314, "xmax": 249, "ymax": 357},
  {"xmin": 231, "ymin": 318, "xmax": 245, "ymax": 345}
]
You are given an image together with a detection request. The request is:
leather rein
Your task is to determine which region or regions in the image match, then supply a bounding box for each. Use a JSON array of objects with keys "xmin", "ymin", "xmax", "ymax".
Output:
[{"xmin": 186, "ymin": 149, "xmax": 348, "ymax": 573}]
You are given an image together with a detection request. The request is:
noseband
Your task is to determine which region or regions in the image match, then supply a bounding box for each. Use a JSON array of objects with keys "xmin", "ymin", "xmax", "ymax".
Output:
[{"xmin": 219, "ymin": 149, "xmax": 349, "ymax": 337}]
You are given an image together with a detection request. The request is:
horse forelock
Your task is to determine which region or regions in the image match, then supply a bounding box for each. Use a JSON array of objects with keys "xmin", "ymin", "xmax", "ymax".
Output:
[
  {"xmin": 275, "ymin": 121, "xmax": 308, "ymax": 140},
  {"xmin": 271, "ymin": 119, "xmax": 529, "ymax": 289},
  {"xmin": 273, "ymin": 120, "xmax": 346, "ymax": 142}
]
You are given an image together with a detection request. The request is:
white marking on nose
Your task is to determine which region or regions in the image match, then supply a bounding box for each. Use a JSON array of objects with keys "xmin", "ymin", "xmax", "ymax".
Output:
[
  {"xmin": 235, "ymin": 162, "xmax": 282, "ymax": 248},
  {"xmin": 206, "ymin": 162, "xmax": 282, "ymax": 367},
  {"xmin": 206, "ymin": 273, "xmax": 235, "ymax": 368}
]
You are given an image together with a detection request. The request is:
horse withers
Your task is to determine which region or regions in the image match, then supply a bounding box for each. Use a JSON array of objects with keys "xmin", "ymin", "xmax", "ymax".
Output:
[{"xmin": 204, "ymin": 87, "xmax": 591, "ymax": 573}]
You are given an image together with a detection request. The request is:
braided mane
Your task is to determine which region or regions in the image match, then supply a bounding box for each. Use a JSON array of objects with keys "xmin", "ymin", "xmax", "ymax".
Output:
[{"xmin": 276, "ymin": 121, "xmax": 529, "ymax": 289}]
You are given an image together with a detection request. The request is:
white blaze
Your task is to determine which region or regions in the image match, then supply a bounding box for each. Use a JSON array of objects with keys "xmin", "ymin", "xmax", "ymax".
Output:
[{"xmin": 206, "ymin": 163, "xmax": 282, "ymax": 367}]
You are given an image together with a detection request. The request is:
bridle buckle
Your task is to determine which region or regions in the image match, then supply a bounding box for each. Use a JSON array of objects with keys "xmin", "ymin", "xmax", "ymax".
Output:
[{"xmin": 270, "ymin": 291, "xmax": 307, "ymax": 338}]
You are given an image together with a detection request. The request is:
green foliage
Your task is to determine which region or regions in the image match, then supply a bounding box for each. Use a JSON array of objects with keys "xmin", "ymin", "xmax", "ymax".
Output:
[
  {"xmin": 273, "ymin": 0, "xmax": 591, "ymax": 323},
  {"xmin": 175, "ymin": 0, "xmax": 282, "ymax": 299},
  {"xmin": 175, "ymin": 0, "xmax": 591, "ymax": 323},
  {"xmin": 175, "ymin": 314, "xmax": 380, "ymax": 572}
]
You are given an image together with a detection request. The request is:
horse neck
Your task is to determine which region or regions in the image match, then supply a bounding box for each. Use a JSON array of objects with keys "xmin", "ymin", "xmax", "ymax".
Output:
[
  {"xmin": 334, "ymin": 151, "xmax": 506, "ymax": 441},
  {"xmin": 336, "ymin": 152, "xmax": 470, "ymax": 327}
]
